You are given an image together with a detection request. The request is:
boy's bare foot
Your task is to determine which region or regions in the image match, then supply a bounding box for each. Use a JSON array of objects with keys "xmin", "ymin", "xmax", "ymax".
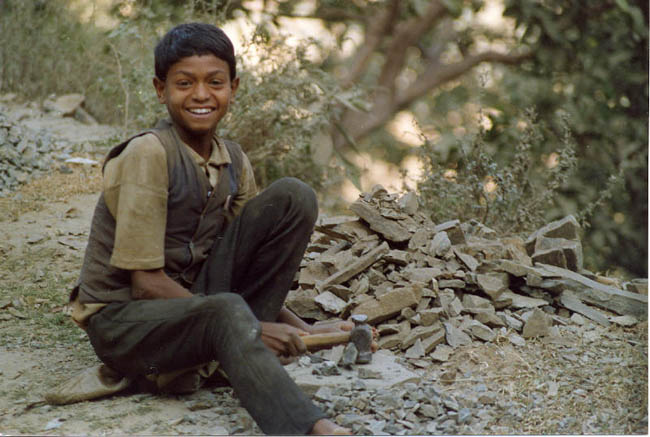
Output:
[{"xmin": 310, "ymin": 418, "xmax": 350, "ymax": 435}]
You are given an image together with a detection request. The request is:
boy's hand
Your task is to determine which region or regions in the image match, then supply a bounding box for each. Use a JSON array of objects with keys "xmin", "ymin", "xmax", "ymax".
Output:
[{"xmin": 260, "ymin": 322, "xmax": 308, "ymax": 360}]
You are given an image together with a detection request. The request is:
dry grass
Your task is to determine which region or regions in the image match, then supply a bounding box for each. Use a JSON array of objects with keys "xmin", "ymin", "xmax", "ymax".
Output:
[
  {"xmin": 432, "ymin": 324, "xmax": 648, "ymax": 434},
  {"xmin": 0, "ymin": 164, "xmax": 101, "ymax": 222}
]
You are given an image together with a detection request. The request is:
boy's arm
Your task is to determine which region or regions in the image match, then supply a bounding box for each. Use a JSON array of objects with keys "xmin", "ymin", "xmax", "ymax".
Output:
[{"xmin": 130, "ymin": 269, "xmax": 193, "ymax": 299}]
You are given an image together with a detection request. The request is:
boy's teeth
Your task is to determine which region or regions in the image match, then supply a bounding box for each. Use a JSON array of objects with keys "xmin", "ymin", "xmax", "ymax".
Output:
[{"xmin": 190, "ymin": 108, "xmax": 211, "ymax": 114}]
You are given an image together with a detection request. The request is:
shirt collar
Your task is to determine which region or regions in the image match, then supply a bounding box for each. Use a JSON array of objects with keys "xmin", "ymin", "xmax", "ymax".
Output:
[{"xmin": 183, "ymin": 137, "xmax": 232, "ymax": 167}]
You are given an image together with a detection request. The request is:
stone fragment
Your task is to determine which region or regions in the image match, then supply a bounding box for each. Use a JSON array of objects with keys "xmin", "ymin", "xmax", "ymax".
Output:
[
  {"xmin": 609, "ymin": 315, "xmax": 638, "ymax": 326},
  {"xmin": 531, "ymin": 246, "xmax": 568, "ymax": 268},
  {"xmin": 421, "ymin": 329, "xmax": 446, "ymax": 353},
  {"xmin": 326, "ymin": 284, "xmax": 353, "ymax": 301},
  {"xmin": 357, "ymin": 368, "xmax": 382, "ymax": 379},
  {"xmin": 352, "ymin": 285, "xmax": 419, "ymax": 324},
  {"xmin": 445, "ymin": 297, "xmax": 463, "ymax": 318},
  {"xmin": 378, "ymin": 334, "xmax": 401, "ymax": 349},
  {"xmin": 339, "ymin": 342, "xmax": 358, "ymax": 368},
  {"xmin": 47, "ymin": 93, "xmax": 85, "ymax": 116},
  {"xmin": 429, "ymin": 231, "xmax": 452, "ymax": 257},
  {"xmin": 405, "ymin": 339, "xmax": 425, "ymax": 359},
  {"xmin": 508, "ymin": 333, "xmax": 526, "ymax": 347},
  {"xmin": 384, "ymin": 249, "xmax": 410, "ymax": 266},
  {"xmin": 398, "ymin": 192, "xmax": 419, "ymax": 215},
  {"xmin": 438, "ymin": 279, "xmax": 465, "ymax": 289},
  {"xmin": 443, "ymin": 322, "xmax": 472, "ymax": 348},
  {"xmin": 409, "ymin": 228, "xmax": 433, "ymax": 251},
  {"xmin": 476, "ymin": 272, "xmax": 509, "ymax": 300},
  {"xmin": 462, "ymin": 294, "xmax": 493, "ymax": 311},
  {"xmin": 497, "ymin": 259, "xmax": 544, "ymax": 277},
  {"xmin": 401, "ymin": 324, "xmax": 443, "ymax": 349},
  {"xmin": 377, "ymin": 323, "xmax": 401, "ymax": 335},
  {"xmin": 540, "ymin": 263, "xmax": 648, "ymax": 319},
  {"xmin": 503, "ymin": 239, "xmax": 533, "ymax": 266},
  {"xmin": 403, "ymin": 266, "xmax": 442, "ymax": 283},
  {"xmin": 453, "ymin": 248, "xmax": 480, "ymax": 271},
  {"xmin": 318, "ymin": 242, "xmax": 389, "ymax": 291},
  {"xmin": 286, "ymin": 288, "xmax": 326, "ymax": 320},
  {"xmin": 522, "ymin": 309, "xmax": 552, "ymax": 338},
  {"xmin": 314, "ymin": 291, "xmax": 347, "ymax": 315},
  {"xmin": 400, "ymin": 307, "xmax": 416, "ymax": 321},
  {"xmin": 430, "ymin": 344, "xmax": 453, "ymax": 362},
  {"xmin": 533, "ymin": 237, "xmax": 583, "ymax": 271},
  {"xmin": 624, "ymin": 279, "xmax": 648, "ymax": 295},
  {"xmin": 467, "ymin": 219, "xmax": 498, "ymax": 239},
  {"xmin": 500, "ymin": 290, "xmax": 548, "ymax": 309},
  {"xmin": 349, "ymin": 200, "xmax": 411, "ymax": 243},
  {"xmin": 434, "ymin": 220, "xmax": 466, "ymax": 245},
  {"xmin": 299, "ymin": 261, "xmax": 331, "ymax": 286},
  {"xmin": 323, "ymin": 344, "xmax": 345, "ymax": 364},
  {"xmin": 501, "ymin": 313, "xmax": 523, "ymax": 331},
  {"xmin": 349, "ymin": 276, "xmax": 369, "ymax": 295},
  {"xmin": 525, "ymin": 215, "xmax": 581, "ymax": 254},
  {"xmin": 316, "ymin": 219, "xmax": 373, "ymax": 242},
  {"xmin": 314, "ymin": 386, "xmax": 334, "ymax": 402},
  {"xmin": 559, "ymin": 291, "xmax": 611, "ymax": 326},
  {"xmin": 472, "ymin": 309, "xmax": 506, "ymax": 328},
  {"xmin": 466, "ymin": 320, "xmax": 496, "ymax": 342},
  {"xmin": 419, "ymin": 308, "xmax": 443, "ymax": 326}
]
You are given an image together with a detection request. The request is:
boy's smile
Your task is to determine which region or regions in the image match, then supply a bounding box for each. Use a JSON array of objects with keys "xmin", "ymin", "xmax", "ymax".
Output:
[{"xmin": 153, "ymin": 54, "xmax": 239, "ymax": 155}]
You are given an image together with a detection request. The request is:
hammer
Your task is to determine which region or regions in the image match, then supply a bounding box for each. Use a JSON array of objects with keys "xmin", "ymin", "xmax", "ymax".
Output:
[{"xmin": 301, "ymin": 314, "xmax": 374, "ymax": 363}]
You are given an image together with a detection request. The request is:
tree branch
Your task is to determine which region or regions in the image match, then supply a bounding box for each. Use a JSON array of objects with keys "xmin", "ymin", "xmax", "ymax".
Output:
[
  {"xmin": 397, "ymin": 50, "xmax": 534, "ymax": 110},
  {"xmin": 377, "ymin": 0, "xmax": 447, "ymax": 92},
  {"xmin": 339, "ymin": 50, "xmax": 533, "ymax": 143},
  {"xmin": 342, "ymin": 0, "xmax": 400, "ymax": 87}
]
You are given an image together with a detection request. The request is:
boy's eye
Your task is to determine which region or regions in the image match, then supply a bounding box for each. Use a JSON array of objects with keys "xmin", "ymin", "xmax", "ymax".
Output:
[
  {"xmin": 177, "ymin": 80, "xmax": 191, "ymax": 87},
  {"xmin": 210, "ymin": 80, "xmax": 223, "ymax": 86}
]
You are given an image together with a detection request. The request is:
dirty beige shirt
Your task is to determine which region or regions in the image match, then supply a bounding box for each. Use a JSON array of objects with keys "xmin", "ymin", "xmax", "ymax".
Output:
[{"xmin": 103, "ymin": 133, "xmax": 257, "ymax": 270}]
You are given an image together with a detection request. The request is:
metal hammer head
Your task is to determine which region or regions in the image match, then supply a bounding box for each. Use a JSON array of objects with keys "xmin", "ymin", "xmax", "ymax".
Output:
[{"xmin": 349, "ymin": 314, "xmax": 373, "ymax": 364}]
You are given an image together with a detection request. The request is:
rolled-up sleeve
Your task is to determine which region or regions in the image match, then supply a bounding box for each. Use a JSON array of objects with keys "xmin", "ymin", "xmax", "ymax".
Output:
[{"xmin": 103, "ymin": 134, "xmax": 168, "ymax": 270}]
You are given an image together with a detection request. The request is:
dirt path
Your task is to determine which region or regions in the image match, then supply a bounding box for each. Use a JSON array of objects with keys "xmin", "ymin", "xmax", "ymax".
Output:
[{"xmin": 0, "ymin": 101, "xmax": 647, "ymax": 435}]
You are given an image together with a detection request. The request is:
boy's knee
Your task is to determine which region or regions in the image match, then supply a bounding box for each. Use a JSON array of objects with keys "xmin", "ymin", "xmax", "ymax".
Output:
[
  {"xmin": 268, "ymin": 177, "xmax": 318, "ymax": 223},
  {"xmin": 203, "ymin": 293, "xmax": 260, "ymax": 339}
]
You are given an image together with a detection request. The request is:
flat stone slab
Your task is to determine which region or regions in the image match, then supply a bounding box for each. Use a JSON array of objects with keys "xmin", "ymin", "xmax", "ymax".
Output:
[{"xmin": 285, "ymin": 350, "xmax": 420, "ymax": 395}]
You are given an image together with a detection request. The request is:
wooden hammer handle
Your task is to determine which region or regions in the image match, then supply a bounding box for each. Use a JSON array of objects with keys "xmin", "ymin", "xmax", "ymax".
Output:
[{"xmin": 301, "ymin": 332, "xmax": 351, "ymax": 350}]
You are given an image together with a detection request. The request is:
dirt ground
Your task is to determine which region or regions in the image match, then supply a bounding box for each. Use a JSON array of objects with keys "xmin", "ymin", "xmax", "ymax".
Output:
[{"xmin": 0, "ymin": 107, "xmax": 647, "ymax": 435}]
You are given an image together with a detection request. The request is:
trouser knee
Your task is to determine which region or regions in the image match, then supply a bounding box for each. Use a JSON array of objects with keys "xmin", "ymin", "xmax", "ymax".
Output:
[
  {"xmin": 203, "ymin": 293, "xmax": 261, "ymax": 349},
  {"xmin": 266, "ymin": 177, "xmax": 318, "ymax": 225}
]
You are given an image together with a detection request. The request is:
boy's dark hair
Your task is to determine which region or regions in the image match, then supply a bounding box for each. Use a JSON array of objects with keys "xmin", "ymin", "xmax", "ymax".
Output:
[{"xmin": 154, "ymin": 23, "xmax": 236, "ymax": 81}]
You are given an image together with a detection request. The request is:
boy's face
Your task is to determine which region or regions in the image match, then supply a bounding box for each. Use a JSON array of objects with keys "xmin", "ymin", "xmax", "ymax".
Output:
[{"xmin": 153, "ymin": 54, "xmax": 239, "ymax": 144}]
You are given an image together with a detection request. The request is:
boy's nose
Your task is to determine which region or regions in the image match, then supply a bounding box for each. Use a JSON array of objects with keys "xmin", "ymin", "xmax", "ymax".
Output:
[{"xmin": 193, "ymin": 82, "xmax": 210, "ymax": 100}]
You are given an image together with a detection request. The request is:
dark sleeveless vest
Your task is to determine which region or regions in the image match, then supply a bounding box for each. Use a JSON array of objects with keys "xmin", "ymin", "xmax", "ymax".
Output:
[{"xmin": 74, "ymin": 120, "xmax": 243, "ymax": 303}]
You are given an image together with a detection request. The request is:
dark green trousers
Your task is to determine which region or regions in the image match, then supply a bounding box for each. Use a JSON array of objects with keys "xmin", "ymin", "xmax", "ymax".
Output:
[{"xmin": 86, "ymin": 178, "xmax": 326, "ymax": 435}]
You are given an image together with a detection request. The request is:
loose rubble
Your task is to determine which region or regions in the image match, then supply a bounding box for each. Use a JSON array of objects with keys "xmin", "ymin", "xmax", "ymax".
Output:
[
  {"xmin": 287, "ymin": 185, "xmax": 648, "ymax": 358},
  {"xmin": 0, "ymin": 94, "xmax": 113, "ymax": 197}
]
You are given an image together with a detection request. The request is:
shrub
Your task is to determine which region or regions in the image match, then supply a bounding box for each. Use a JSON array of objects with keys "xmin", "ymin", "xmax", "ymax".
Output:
[{"xmin": 416, "ymin": 107, "xmax": 580, "ymax": 234}]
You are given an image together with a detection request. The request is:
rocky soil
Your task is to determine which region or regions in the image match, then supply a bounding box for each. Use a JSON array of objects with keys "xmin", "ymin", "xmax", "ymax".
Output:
[{"xmin": 0, "ymin": 95, "xmax": 647, "ymax": 435}]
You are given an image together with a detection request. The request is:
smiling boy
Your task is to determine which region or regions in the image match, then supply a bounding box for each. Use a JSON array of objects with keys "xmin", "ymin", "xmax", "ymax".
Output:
[{"xmin": 69, "ymin": 23, "xmax": 350, "ymax": 435}]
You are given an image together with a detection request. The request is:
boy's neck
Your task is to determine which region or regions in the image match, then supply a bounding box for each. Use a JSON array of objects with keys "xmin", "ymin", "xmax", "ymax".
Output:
[
  {"xmin": 188, "ymin": 139, "xmax": 213, "ymax": 161},
  {"xmin": 174, "ymin": 125, "xmax": 215, "ymax": 161}
]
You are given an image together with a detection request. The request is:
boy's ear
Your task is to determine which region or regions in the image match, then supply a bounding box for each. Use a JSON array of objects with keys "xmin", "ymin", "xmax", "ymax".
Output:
[
  {"xmin": 153, "ymin": 77, "xmax": 166, "ymax": 104},
  {"xmin": 230, "ymin": 77, "xmax": 240, "ymax": 103}
]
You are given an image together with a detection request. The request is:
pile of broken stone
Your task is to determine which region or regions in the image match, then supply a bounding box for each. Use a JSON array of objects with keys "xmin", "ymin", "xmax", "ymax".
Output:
[
  {"xmin": 0, "ymin": 94, "xmax": 102, "ymax": 197},
  {"xmin": 287, "ymin": 184, "xmax": 648, "ymax": 361}
]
